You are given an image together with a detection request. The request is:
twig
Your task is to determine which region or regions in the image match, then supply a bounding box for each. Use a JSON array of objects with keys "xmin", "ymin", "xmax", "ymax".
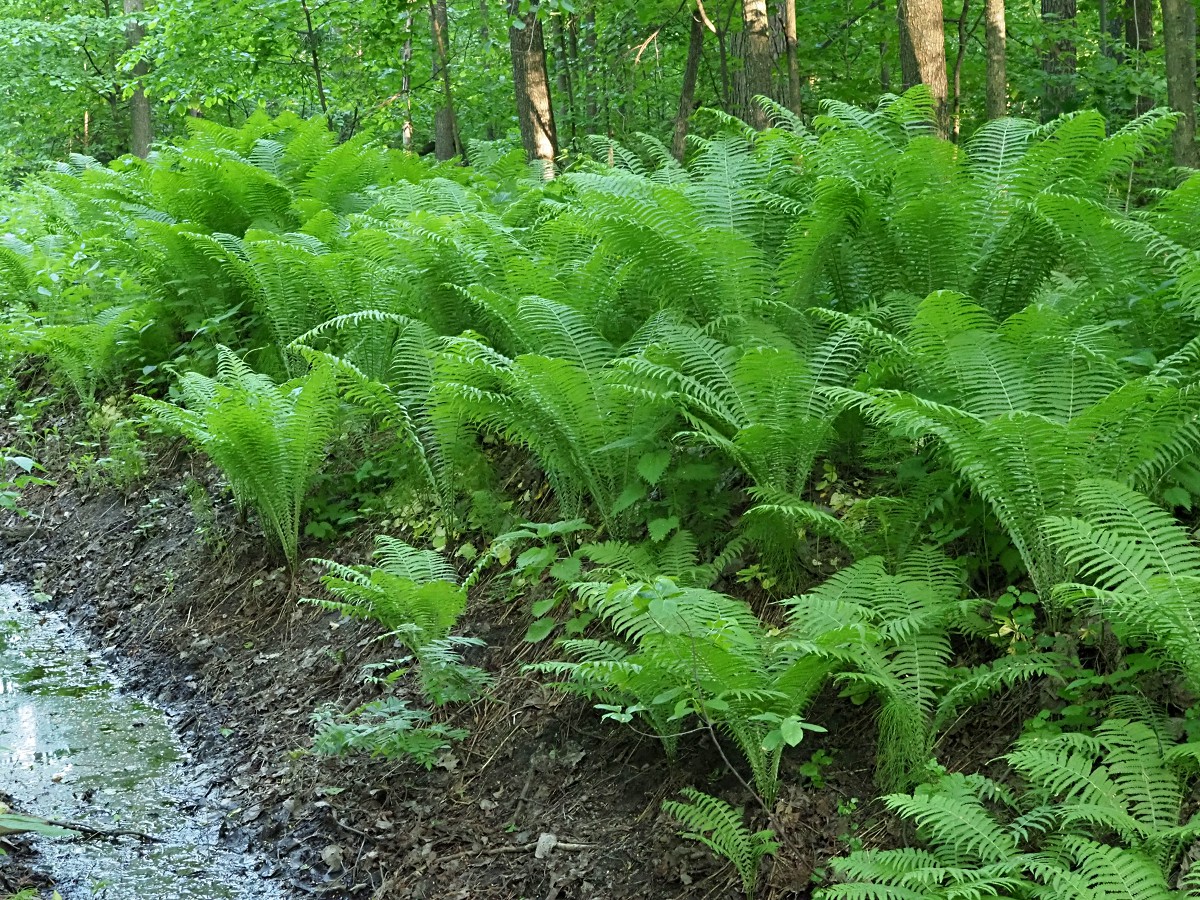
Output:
[{"xmin": 50, "ymin": 820, "xmax": 161, "ymax": 843}]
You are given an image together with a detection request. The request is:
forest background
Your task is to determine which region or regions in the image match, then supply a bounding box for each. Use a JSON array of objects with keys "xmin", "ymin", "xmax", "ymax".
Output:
[{"xmin": 1, "ymin": 0, "xmax": 1196, "ymax": 176}]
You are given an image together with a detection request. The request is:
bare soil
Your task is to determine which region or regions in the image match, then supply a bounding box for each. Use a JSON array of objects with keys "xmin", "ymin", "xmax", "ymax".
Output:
[{"xmin": 0, "ymin": 412, "xmax": 1012, "ymax": 900}]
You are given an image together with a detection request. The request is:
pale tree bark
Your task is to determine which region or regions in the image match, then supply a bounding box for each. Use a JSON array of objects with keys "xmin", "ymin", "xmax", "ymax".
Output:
[
  {"xmin": 673, "ymin": 9, "xmax": 706, "ymax": 160},
  {"xmin": 123, "ymin": 0, "xmax": 152, "ymax": 157},
  {"xmin": 1162, "ymin": 0, "xmax": 1198, "ymax": 167},
  {"xmin": 984, "ymin": 0, "xmax": 1007, "ymax": 118},
  {"xmin": 509, "ymin": 0, "xmax": 559, "ymax": 174},
  {"xmin": 430, "ymin": 0, "xmax": 464, "ymax": 160},
  {"xmin": 1126, "ymin": 0, "xmax": 1154, "ymax": 115},
  {"xmin": 1041, "ymin": 0, "xmax": 1077, "ymax": 121},
  {"xmin": 898, "ymin": 0, "xmax": 949, "ymax": 135},
  {"xmin": 741, "ymin": 0, "xmax": 772, "ymax": 128},
  {"xmin": 401, "ymin": 12, "xmax": 414, "ymax": 150},
  {"xmin": 782, "ymin": 0, "xmax": 802, "ymax": 116}
]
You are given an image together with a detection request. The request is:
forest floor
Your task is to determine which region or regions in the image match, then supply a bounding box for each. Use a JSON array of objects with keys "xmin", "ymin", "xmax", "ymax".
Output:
[{"xmin": 0, "ymin": 410, "xmax": 1034, "ymax": 900}]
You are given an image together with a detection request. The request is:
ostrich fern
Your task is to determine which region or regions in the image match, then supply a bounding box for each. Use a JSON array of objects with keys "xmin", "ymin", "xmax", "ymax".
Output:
[
  {"xmin": 138, "ymin": 347, "xmax": 338, "ymax": 565},
  {"xmin": 1046, "ymin": 479, "xmax": 1200, "ymax": 693},
  {"xmin": 822, "ymin": 718, "xmax": 1200, "ymax": 900}
]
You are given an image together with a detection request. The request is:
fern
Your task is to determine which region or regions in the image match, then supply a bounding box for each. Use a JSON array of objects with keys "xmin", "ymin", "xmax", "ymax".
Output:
[
  {"xmin": 822, "ymin": 718, "xmax": 1200, "ymax": 900},
  {"xmin": 1045, "ymin": 479, "xmax": 1200, "ymax": 693},
  {"xmin": 138, "ymin": 346, "xmax": 338, "ymax": 565},
  {"xmin": 662, "ymin": 788, "xmax": 777, "ymax": 899},
  {"xmin": 307, "ymin": 536, "xmax": 486, "ymax": 704}
]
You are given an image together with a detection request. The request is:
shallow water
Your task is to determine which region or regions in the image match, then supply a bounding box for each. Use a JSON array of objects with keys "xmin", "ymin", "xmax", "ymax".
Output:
[{"xmin": 0, "ymin": 583, "xmax": 283, "ymax": 899}]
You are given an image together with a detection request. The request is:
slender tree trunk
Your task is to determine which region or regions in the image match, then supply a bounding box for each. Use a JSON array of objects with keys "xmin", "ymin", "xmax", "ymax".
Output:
[
  {"xmin": 1162, "ymin": 0, "xmax": 1198, "ymax": 166},
  {"xmin": 584, "ymin": 8, "xmax": 598, "ymax": 132},
  {"xmin": 1099, "ymin": 0, "xmax": 1124, "ymax": 56},
  {"xmin": 673, "ymin": 10, "xmax": 706, "ymax": 160},
  {"xmin": 897, "ymin": 0, "xmax": 921, "ymax": 90},
  {"xmin": 898, "ymin": 0, "xmax": 949, "ymax": 135},
  {"xmin": 123, "ymin": 0, "xmax": 152, "ymax": 156},
  {"xmin": 880, "ymin": 0, "xmax": 892, "ymax": 91},
  {"xmin": 983, "ymin": 0, "xmax": 1007, "ymax": 118},
  {"xmin": 951, "ymin": 0, "xmax": 970, "ymax": 139},
  {"xmin": 1127, "ymin": 0, "xmax": 1154, "ymax": 115},
  {"xmin": 299, "ymin": 0, "xmax": 330, "ymax": 125},
  {"xmin": 782, "ymin": 0, "xmax": 802, "ymax": 116},
  {"xmin": 480, "ymin": 0, "xmax": 496, "ymax": 140},
  {"xmin": 509, "ymin": 0, "xmax": 559, "ymax": 173},
  {"xmin": 740, "ymin": 0, "xmax": 772, "ymax": 128},
  {"xmin": 430, "ymin": 0, "xmax": 464, "ymax": 160},
  {"xmin": 553, "ymin": 15, "xmax": 577, "ymax": 143},
  {"xmin": 401, "ymin": 13, "xmax": 414, "ymax": 150},
  {"xmin": 1041, "ymin": 0, "xmax": 1077, "ymax": 121}
]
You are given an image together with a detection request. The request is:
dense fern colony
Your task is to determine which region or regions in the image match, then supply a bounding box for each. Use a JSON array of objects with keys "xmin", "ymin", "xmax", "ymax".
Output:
[{"xmin": 6, "ymin": 90, "xmax": 1200, "ymax": 895}]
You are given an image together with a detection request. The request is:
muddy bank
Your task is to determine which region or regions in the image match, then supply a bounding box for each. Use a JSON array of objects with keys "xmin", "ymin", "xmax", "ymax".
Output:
[
  {"xmin": 0, "ymin": 421, "xmax": 896, "ymax": 899},
  {"xmin": 0, "ymin": 453, "xmax": 722, "ymax": 898},
  {"xmin": 0, "ymin": 582, "xmax": 285, "ymax": 899}
]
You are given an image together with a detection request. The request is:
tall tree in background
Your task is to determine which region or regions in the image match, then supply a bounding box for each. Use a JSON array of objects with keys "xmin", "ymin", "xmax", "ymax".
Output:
[
  {"xmin": 673, "ymin": 7, "xmax": 706, "ymax": 160},
  {"xmin": 898, "ymin": 0, "xmax": 949, "ymax": 135},
  {"xmin": 508, "ymin": 0, "xmax": 558, "ymax": 172},
  {"xmin": 741, "ymin": 0, "xmax": 772, "ymax": 128},
  {"xmin": 1041, "ymin": 0, "xmax": 1076, "ymax": 120},
  {"xmin": 430, "ymin": 0, "xmax": 464, "ymax": 160},
  {"xmin": 783, "ymin": 0, "xmax": 802, "ymax": 116},
  {"xmin": 984, "ymin": 0, "xmax": 1007, "ymax": 118},
  {"xmin": 897, "ymin": 1, "xmax": 920, "ymax": 90},
  {"xmin": 123, "ymin": 0, "xmax": 152, "ymax": 156},
  {"xmin": 1161, "ymin": 0, "xmax": 1197, "ymax": 167},
  {"xmin": 1127, "ymin": 0, "xmax": 1154, "ymax": 115}
]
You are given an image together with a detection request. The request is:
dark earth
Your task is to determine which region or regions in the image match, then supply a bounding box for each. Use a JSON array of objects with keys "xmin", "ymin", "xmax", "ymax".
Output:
[{"xmin": 0, "ymin": 406, "xmax": 1034, "ymax": 900}]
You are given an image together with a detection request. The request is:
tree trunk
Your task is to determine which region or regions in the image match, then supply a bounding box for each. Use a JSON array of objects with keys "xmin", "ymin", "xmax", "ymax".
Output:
[
  {"xmin": 553, "ymin": 14, "xmax": 577, "ymax": 143},
  {"xmin": 984, "ymin": 0, "xmax": 1007, "ymax": 118},
  {"xmin": 1041, "ymin": 0, "xmax": 1077, "ymax": 121},
  {"xmin": 430, "ymin": 0, "xmax": 464, "ymax": 160},
  {"xmin": 740, "ymin": 0, "xmax": 772, "ymax": 128},
  {"xmin": 401, "ymin": 13, "xmax": 414, "ymax": 150},
  {"xmin": 123, "ymin": 0, "xmax": 152, "ymax": 157},
  {"xmin": 897, "ymin": 0, "xmax": 921, "ymax": 90},
  {"xmin": 509, "ymin": 0, "xmax": 559, "ymax": 173},
  {"xmin": 1162, "ymin": 0, "xmax": 1198, "ymax": 166},
  {"xmin": 480, "ymin": 0, "xmax": 496, "ymax": 140},
  {"xmin": 951, "ymin": 0, "xmax": 970, "ymax": 138},
  {"xmin": 1099, "ymin": 0, "xmax": 1124, "ymax": 58},
  {"xmin": 584, "ymin": 8, "xmax": 598, "ymax": 133},
  {"xmin": 898, "ymin": 0, "xmax": 949, "ymax": 135},
  {"xmin": 673, "ymin": 10, "xmax": 706, "ymax": 160},
  {"xmin": 299, "ymin": 0, "xmax": 330, "ymax": 125},
  {"xmin": 782, "ymin": 0, "xmax": 802, "ymax": 116},
  {"xmin": 1127, "ymin": 0, "xmax": 1154, "ymax": 115}
]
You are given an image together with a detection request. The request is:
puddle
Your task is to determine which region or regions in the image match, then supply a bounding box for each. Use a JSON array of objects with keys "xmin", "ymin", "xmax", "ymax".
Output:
[{"xmin": 0, "ymin": 583, "xmax": 285, "ymax": 899}]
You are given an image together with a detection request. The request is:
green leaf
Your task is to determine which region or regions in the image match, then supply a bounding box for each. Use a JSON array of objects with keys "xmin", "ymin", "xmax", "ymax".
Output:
[
  {"xmin": 648, "ymin": 516, "xmax": 679, "ymax": 542},
  {"xmin": 637, "ymin": 450, "xmax": 672, "ymax": 486},
  {"xmin": 523, "ymin": 617, "xmax": 557, "ymax": 643},
  {"xmin": 531, "ymin": 596, "xmax": 558, "ymax": 617},
  {"xmin": 515, "ymin": 545, "xmax": 556, "ymax": 573}
]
